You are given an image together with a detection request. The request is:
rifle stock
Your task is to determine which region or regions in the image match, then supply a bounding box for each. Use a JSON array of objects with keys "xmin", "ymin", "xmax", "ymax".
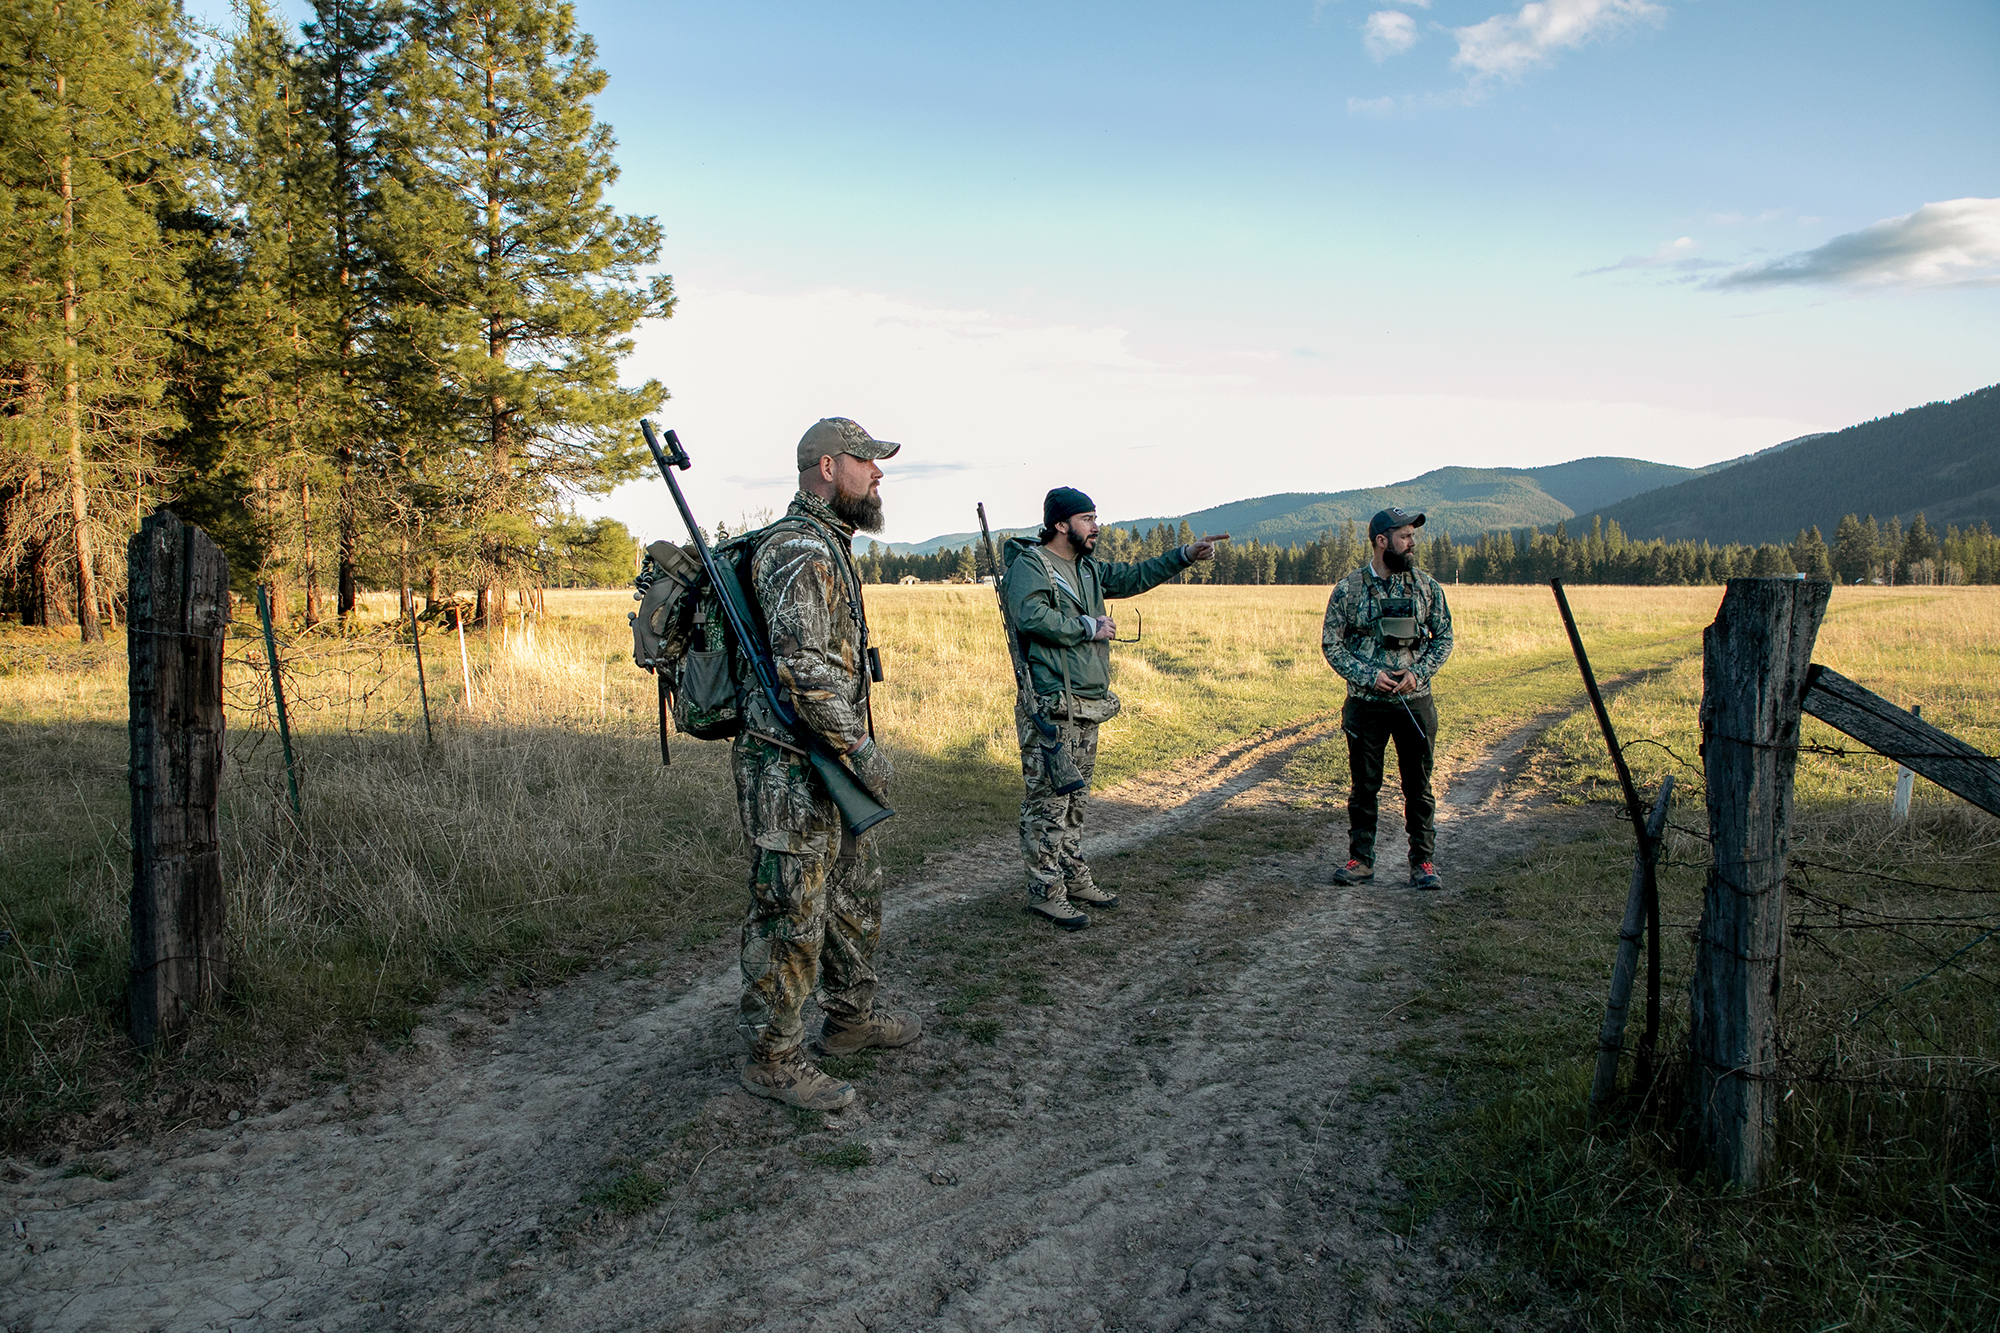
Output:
[{"xmin": 643, "ymin": 420, "xmax": 892, "ymax": 835}]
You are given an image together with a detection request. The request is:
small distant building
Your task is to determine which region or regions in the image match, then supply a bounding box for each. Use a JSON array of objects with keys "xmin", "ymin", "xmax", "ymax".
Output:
[{"xmin": 899, "ymin": 574, "xmax": 921, "ymax": 585}]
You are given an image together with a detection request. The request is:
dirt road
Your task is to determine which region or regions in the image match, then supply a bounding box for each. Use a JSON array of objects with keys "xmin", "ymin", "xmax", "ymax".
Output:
[{"xmin": 2, "ymin": 718, "xmax": 1577, "ymax": 1332}]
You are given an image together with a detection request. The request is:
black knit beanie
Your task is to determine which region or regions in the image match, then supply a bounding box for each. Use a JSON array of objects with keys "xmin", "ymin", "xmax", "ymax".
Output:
[{"xmin": 1043, "ymin": 487, "xmax": 1095, "ymax": 530}]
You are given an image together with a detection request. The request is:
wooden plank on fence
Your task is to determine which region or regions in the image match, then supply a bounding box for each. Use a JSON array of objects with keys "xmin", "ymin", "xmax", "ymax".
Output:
[
  {"xmin": 1802, "ymin": 666, "xmax": 2000, "ymax": 818},
  {"xmin": 1690, "ymin": 576, "xmax": 1829, "ymax": 1186},
  {"xmin": 127, "ymin": 510, "xmax": 231, "ymax": 1048}
]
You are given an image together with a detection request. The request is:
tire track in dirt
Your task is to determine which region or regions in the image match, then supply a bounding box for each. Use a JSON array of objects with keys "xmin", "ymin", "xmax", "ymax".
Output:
[{"xmin": 0, "ymin": 711, "xmax": 1578, "ymax": 1332}]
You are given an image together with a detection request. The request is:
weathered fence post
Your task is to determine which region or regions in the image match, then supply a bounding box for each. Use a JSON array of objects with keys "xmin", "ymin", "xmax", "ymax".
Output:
[
  {"xmin": 127, "ymin": 511, "xmax": 231, "ymax": 1048},
  {"xmin": 1690, "ymin": 576, "xmax": 1829, "ymax": 1184}
]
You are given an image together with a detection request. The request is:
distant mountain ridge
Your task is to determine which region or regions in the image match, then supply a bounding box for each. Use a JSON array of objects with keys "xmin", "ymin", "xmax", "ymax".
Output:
[
  {"xmin": 886, "ymin": 455, "xmax": 1709, "ymax": 554},
  {"xmin": 1574, "ymin": 385, "xmax": 2000, "ymax": 546},
  {"xmin": 881, "ymin": 393, "xmax": 1982, "ymax": 556}
]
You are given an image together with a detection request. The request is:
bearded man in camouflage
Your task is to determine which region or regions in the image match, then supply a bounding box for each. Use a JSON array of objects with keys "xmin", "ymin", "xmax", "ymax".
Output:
[
  {"xmin": 1323, "ymin": 507, "xmax": 1455, "ymax": 891},
  {"xmin": 735, "ymin": 418, "xmax": 920, "ymax": 1112},
  {"xmin": 1002, "ymin": 487, "xmax": 1223, "ymax": 929}
]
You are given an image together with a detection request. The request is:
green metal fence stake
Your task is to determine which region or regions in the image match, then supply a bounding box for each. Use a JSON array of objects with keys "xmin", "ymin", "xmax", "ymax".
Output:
[
  {"xmin": 407, "ymin": 593, "xmax": 434, "ymax": 745},
  {"xmin": 256, "ymin": 584, "xmax": 302, "ymax": 818}
]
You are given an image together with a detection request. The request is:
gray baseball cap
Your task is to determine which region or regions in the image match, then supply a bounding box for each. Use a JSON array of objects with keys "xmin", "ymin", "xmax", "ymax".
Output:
[
  {"xmin": 1369, "ymin": 507, "xmax": 1426, "ymax": 540},
  {"xmin": 797, "ymin": 417, "xmax": 901, "ymax": 470}
]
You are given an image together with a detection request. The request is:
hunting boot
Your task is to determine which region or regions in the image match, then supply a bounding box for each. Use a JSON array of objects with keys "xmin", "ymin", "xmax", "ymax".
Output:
[
  {"xmin": 1331, "ymin": 859, "xmax": 1374, "ymax": 886},
  {"xmin": 1026, "ymin": 884, "xmax": 1090, "ymax": 931},
  {"xmin": 740, "ymin": 1048, "xmax": 855, "ymax": 1111},
  {"xmin": 815, "ymin": 1009, "xmax": 923, "ymax": 1058},
  {"xmin": 1066, "ymin": 874, "xmax": 1118, "ymax": 909},
  {"xmin": 1410, "ymin": 862, "xmax": 1444, "ymax": 891}
]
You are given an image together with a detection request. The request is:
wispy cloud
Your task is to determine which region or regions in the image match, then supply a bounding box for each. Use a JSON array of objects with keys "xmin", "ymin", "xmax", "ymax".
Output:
[
  {"xmin": 1363, "ymin": 10, "xmax": 1421, "ymax": 60},
  {"xmin": 1707, "ymin": 198, "xmax": 2000, "ymax": 290},
  {"xmin": 1582, "ymin": 235, "xmax": 1726, "ymax": 277},
  {"xmin": 1451, "ymin": 0, "xmax": 1665, "ymax": 81}
]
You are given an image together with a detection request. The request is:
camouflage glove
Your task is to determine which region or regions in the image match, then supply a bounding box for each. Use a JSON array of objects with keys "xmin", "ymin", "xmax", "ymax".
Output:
[{"xmin": 852, "ymin": 737, "xmax": 894, "ymax": 802}]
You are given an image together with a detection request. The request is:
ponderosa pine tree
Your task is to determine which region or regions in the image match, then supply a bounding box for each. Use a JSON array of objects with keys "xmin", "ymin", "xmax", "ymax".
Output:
[
  {"xmin": 0, "ymin": 0, "xmax": 188, "ymax": 638},
  {"xmin": 298, "ymin": 0, "xmax": 401, "ymax": 621},
  {"xmin": 1791, "ymin": 525, "xmax": 1831, "ymax": 580},
  {"xmin": 208, "ymin": 0, "xmax": 349, "ymax": 624},
  {"xmin": 1832, "ymin": 513, "xmax": 1872, "ymax": 584},
  {"xmin": 377, "ymin": 0, "xmax": 672, "ymax": 627}
]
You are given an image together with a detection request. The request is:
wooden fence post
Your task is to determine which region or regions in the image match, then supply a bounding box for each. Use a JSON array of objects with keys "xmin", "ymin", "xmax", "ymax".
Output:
[
  {"xmin": 1690, "ymin": 576, "xmax": 1829, "ymax": 1185},
  {"xmin": 127, "ymin": 510, "xmax": 231, "ymax": 1048}
]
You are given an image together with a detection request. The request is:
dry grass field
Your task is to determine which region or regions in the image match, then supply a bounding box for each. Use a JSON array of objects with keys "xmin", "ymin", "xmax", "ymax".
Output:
[
  {"xmin": 2, "ymin": 581, "xmax": 1995, "ymax": 1331},
  {"xmin": 1, "ymin": 580, "xmax": 1719, "ymax": 1147}
]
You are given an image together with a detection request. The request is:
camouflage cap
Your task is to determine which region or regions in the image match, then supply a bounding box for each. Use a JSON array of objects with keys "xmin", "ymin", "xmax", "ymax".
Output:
[
  {"xmin": 797, "ymin": 418, "xmax": 901, "ymax": 470},
  {"xmin": 1369, "ymin": 507, "xmax": 1426, "ymax": 539}
]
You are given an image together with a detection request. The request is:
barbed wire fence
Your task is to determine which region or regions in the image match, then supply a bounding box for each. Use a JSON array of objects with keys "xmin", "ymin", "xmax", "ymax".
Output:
[{"xmin": 1604, "ymin": 730, "xmax": 1999, "ymax": 1135}]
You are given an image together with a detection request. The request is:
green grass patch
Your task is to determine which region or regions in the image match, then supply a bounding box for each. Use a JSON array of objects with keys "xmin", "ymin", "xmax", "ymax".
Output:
[
  {"xmin": 804, "ymin": 1142, "xmax": 872, "ymax": 1171},
  {"xmin": 818, "ymin": 1049, "xmax": 880, "ymax": 1079},
  {"xmin": 582, "ymin": 1165, "xmax": 668, "ymax": 1215}
]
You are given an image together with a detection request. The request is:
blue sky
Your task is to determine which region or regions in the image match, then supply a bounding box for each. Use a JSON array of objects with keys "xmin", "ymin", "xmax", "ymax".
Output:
[{"xmin": 203, "ymin": 0, "xmax": 2000, "ymax": 544}]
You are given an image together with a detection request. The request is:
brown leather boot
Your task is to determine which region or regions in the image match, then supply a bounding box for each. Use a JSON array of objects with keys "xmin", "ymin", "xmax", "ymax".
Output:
[
  {"xmin": 815, "ymin": 1009, "xmax": 923, "ymax": 1057},
  {"xmin": 740, "ymin": 1049, "xmax": 855, "ymax": 1110}
]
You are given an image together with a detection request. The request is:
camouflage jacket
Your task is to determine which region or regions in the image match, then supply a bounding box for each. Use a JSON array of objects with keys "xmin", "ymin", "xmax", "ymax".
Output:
[
  {"xmin": 1321, "ymin": 563, "xmax": 1454, "ymax": 700},
  {"xmin": 749, "ymin": 490, "xmax": 872, "ymax": 753},
  {"xmin": 1000, "ymin": 536, "xmax": 1191, "ymax": 700}
]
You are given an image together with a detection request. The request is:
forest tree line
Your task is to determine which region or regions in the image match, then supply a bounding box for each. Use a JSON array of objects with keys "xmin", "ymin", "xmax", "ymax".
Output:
[
  {"xmin": 1, "ymin": 0, "xmax": 668, "ymax": 636},
  {"xmin": 859, "ymin": 513, "xmax": 2000, "ymax": 587}
]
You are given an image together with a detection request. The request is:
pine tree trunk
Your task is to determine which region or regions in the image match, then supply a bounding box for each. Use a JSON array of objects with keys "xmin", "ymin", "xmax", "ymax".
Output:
[
  {"xmin": 337, "ymin": 455, "xmax": 357, "ymax": 619},
  {"xmin": 23, "ymin": 534, "xmax": 54, "ymax": 627},
  {"xmin": 59, "ymin": 84, "xmax": 103, "ymax": 645},
  {"xmin": 301, "ymin": 477, "xmax": 322, "ymax": 626}
]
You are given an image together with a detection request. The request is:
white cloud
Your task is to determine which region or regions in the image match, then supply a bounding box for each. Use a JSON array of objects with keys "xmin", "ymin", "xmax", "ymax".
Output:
[
  {"xmin": 1360, "ymin": 10, "xmax": 1424, "ymax": 60},
  {"xmin": 1451, "ymin": 0, "xmax": 1665, "ymax": 81},
  {"xmin": 1708, "ymin": 198, "xmax": 2000, "ymax": 291},
  {"xmin": 596, "ymin": 283, "xmax": 1817, "ymax": 546},
  {"xmin": 1363, "ymin": 10, "xmax": 1421, "ymax": 61},
  {"xmin": 1583, "ymin": 235, "xmax": 1726, "ymax": 276}
]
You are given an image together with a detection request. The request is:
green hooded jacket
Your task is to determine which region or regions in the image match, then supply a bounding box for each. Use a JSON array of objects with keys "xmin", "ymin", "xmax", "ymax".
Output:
[{"xmin": 1000, "ymin": 536, "xmax": 1192, "ymax": 700}]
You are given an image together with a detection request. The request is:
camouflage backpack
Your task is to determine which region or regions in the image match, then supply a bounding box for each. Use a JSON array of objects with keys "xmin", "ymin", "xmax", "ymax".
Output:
[{"xmin": 629, "ymin": 538, "xmax": 745, "ymax": 741}]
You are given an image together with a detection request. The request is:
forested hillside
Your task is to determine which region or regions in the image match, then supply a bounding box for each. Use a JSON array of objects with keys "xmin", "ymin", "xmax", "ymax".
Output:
[
  {"xmin": 894, "ymin": 456, "xmax": 1698, "ymax": 555},
  {"xmin": 0, "ymin": 0, "xmax": 666, "ymax": 634},
  {"xmin": 1579, "ymin": 385, "xmax": 2000, "ymax": 545}
]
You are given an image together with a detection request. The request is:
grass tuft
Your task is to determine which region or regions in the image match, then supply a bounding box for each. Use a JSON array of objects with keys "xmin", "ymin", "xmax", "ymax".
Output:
[
  {"xmin": 581, "ymin": 1165, "xmax": 668, "ymax": 1215},
  {"xmin": 804, "ymin": 1142, "xmax": 872, "ymax": 1171}
]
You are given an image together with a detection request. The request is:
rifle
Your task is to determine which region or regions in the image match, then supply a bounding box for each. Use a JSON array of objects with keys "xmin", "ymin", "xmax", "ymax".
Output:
[
  {"xmin": 643, "ymin": 420, "xmax": 893, "ymax": 835},
  {"xmin": 978, "ymin": 503, "xmax": 1085, "ymax": 796}
]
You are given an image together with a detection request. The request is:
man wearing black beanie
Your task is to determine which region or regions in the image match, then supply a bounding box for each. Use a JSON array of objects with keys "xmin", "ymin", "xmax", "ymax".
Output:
[{"xmin": 998, "ymin": 488, "xmax": 1224, "ymax": 928}]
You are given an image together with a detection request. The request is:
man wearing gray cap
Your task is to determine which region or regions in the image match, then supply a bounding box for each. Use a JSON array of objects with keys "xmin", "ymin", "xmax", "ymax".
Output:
[
  {"xmin": 734, "ymin": 417, "xmax": 920, "ymax": 1111},
  {"xmin": 1322, "ymin": 507, "xmax": 1455, "ymax": 890}
]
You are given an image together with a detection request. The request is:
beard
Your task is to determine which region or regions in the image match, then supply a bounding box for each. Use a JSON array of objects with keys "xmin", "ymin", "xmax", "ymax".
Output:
[
  {"xmin": 831, "ymin": 484, "xmax": 883, "ymax": 534},
  {"xmin": 1382, "ymin": 545, "xmax": 1414, "ymax": 574},
  {"xmin": 1075, "ymin": 528, "xmax": 1099, "ymax": 554}
]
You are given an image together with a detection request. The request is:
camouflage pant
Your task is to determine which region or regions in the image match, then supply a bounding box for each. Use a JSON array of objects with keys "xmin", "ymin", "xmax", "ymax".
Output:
[
  {"xmin": 732, "ymin": 735, "xmax": 881, "ymax": 1060},
  {"xmin": 1017, "ymin": 706, "xmax": 1101, "ymax": 901}
]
